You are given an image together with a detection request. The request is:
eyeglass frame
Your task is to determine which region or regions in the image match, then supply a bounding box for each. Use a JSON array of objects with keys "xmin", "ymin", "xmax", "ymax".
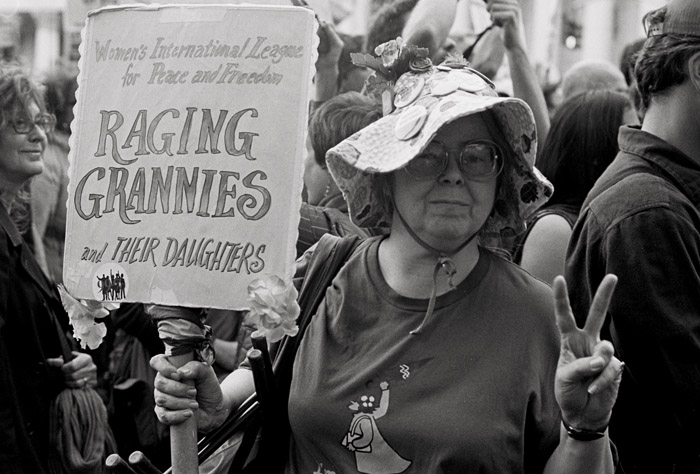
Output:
[
  {"xmin": 403, "ymin": 139, "xmax": 505, "ymax": 181},
  {"xmin": 9, "ymin": 113, "xmax": 57, "ymax": 135}
]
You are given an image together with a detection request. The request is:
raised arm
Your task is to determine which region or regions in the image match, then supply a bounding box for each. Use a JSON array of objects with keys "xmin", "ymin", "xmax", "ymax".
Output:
[
  {"xmin": 313, "ymin": 20, "xmax": 345, "ymax": 107},
  {"xmin": 487, "ymin": 0, "xmax": 550, "ymax": 152},
  {"xmin": 544, "ymin": 275, "xmax": 622, "ymax": 474}
]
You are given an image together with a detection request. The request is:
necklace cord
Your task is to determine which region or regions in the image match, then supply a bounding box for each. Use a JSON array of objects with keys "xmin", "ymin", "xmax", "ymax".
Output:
[{"xmin": 391, "ymin": 198, "xmax": 479, "ymax": 335}]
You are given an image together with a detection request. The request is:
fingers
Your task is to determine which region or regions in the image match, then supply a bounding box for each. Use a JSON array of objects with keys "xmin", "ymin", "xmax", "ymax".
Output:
[
  {"xmin": 558, "ymin": 354, "xmax": 607, "ymax": 386},
  {"xmin": 584, "ymin": 274, "xmax": 617, "ymax": 337},
  {"xmin": 58, "ymin": 353, "xmax": 97, "ymax": 388},
  {"xmin": 66, "ymin": 375, "xmax": 95, "ymax": 390},
  {"xmin": 558, "ymin": 340, "xmax": 616, "ymax": 388},
  {"xmin": 486, "ymin": 0, "xmax": 520, "ymax": 25},
  {"xmin": 588, "ymin": 355, "xmax": 624, "ymax": 395},
  {"xmin": 553, "ymin": 275, "xmax": 577, "ymax": 335},
  {"xmin": 150, "ymin": 353, "xmax": 180, "ymax": 380},
  {"xmin": 317, "ymin": 20, "xmax": 343, "ymax": 59},
  {"xmin": 591, "ymin": 339, "xmax": 615, "ymax": 363},
  {"xmin": 152, "ymin": 360, "xmax": 218, "ymax": 427},
  {"xmin": 153, "ymin": 389, "xmax": 198, "ymax": 425},
  {"xmin": 62, "ymin": 352, "xmax": 93, "ymax": 372},
  {"xmin": 152, "ymin": 371, "xmax": 197, "ymax": 423},
  {"xmin": 489, "ymin": 10, "xmax": 517, "ymax": 28}
]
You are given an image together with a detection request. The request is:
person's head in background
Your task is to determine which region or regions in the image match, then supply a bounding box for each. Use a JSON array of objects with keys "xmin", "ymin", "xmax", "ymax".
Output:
[
  {"xmin": 635, "ymin": 1, "xmax": 700, "ymax": 121},
  {"xmin": 0, "ymin": 64, "xmax": 53, "ymax": 232},
  {"xmin": 42, "ymin": 66, "xmax": 78, "ymax": 135},
  {"xmin": 337, "ymin": 33, "xmax": 371, "ymax": 93},
  {"xmin": 304, "ymin": 92, "xmax": 382, "ymax": 206},
  {"xmin": 537, "ymin": 89, "xmax": 637, "ymax": 210},
  {"xmin": 619, "ymin": 38, "xmax": 647, "ymax": 122},
  {"xmin": 365, "ymin": 0, "xmax": 420, "ymax": 55},
  {"xmin": 552, "ymin": 59, "xmax": 628, "ymax": 110}
]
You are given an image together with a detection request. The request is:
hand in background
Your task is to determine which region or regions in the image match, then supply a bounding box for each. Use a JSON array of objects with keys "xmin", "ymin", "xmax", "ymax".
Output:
[
  {"xmin": 486, "ymin": 0, "xmax": 527, "ymax": 52},
  {"xmin": 46, "ymin": 351, "xmax": 97, "ymax": 389}
]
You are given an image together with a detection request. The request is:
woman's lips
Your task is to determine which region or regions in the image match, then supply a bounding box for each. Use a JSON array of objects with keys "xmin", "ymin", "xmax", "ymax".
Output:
[{"xmin": 431, "ymin": 199, "xmax": 469, "ymax": 206}]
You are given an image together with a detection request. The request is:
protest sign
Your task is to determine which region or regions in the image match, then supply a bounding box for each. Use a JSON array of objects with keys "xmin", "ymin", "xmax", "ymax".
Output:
[{"xmin": 64, "ymin": 4, "xmax": 316, "ymax": 310}]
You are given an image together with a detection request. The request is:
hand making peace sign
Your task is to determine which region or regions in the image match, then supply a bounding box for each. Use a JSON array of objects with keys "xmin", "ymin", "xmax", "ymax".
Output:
[{"xmin": 553, "ymin": 274, "xmax": 624, "ymax": 432}]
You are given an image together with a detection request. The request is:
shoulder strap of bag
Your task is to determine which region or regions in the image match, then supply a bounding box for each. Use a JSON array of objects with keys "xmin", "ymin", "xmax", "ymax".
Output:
[
  {"xmin": 195, "ymin": 234, "xmax": 363, "ymax": 471},
  {"xmin": 273, "ymin": 233, "xmax": 362, "ymax": 375},
  {"xmin": 247, "ymin": 234, "xmax": 363, "ymax": 474}
]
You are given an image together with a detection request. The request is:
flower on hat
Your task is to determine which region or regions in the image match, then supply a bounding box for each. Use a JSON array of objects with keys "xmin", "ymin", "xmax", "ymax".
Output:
[
  {"xmin": 246, "ymin": 274, "xmax": 300, "ymax": 343},
  {"xmin": 409, "ymin": 57, "xmax": 432, "ymax": 73},
  {"xmin": 351, "ymin": 38, "xmax": 432, "ymax": 111},
  {"xmin": 375, "ymin": 37, "xmax": 402, "ymax": 68}
]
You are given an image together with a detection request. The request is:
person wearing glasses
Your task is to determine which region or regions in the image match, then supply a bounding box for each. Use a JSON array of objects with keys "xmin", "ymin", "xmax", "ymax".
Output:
[
  {"xmin": 0, "ymin": 65, "xmax": 98, "ymax": 474},
  {"xmin": 152, "ymin": 57, "xmax": 623, "ymax": 473},
  {"xmin": 565, "ymin": 0, "xmax": 700, "ymax": 472}
]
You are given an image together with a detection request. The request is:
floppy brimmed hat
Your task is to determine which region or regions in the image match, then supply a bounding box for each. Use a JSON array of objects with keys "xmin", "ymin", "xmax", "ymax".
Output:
[{"xmin": 326, "ymin": 61, "xmax": 553, "ymax": 247}]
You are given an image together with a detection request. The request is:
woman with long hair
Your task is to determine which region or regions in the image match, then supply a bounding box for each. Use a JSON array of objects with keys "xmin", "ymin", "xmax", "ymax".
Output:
[{"xmin": 515, "ymin": 89, "xmax": 638, "ymax": 283}]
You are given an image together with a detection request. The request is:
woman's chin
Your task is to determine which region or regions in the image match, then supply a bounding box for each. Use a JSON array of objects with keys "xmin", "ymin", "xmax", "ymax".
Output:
[{"xmin": 29, "ymin": 162, "xmax": 45, "ymax": 178}]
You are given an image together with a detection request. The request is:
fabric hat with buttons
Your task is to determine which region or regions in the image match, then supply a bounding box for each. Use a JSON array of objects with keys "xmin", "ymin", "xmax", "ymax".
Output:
[{"xmin": 326, "ymin": 40, "xmax": 553, "ymax": 247}]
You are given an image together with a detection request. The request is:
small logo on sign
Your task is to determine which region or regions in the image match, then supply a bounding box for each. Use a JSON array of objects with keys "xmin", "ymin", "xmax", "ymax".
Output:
[{"xmin": 93, "ymin": 263, "xmax": 129, "ymax": 302}]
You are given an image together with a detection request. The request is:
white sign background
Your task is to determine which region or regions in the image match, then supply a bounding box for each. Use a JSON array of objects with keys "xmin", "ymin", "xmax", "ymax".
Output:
[{"xmin": 64, "ymin": 4, "xmax": 316, "ymax": 309}]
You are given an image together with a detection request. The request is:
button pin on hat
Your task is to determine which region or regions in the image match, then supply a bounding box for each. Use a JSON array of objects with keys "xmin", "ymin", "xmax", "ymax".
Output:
[
  {"xmin": 394, "ymin": 75, "xmax": 425, "ymax": 109},
  {"xmin": 455, "ymin": 71, "xmax": 486, "ymax": 92},
  {"xmin": 394, "ymin": 105, "xmax": 428, "ymax": 140},
  {"xmin": 431, "ymin": 79, "xmax": 459, "ymax": 97}
]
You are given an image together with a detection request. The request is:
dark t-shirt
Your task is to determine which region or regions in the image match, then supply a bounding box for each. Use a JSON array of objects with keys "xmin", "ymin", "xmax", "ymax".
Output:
[{"xmin": 286, "ymin": 237, "xmax": 560, "ymax": 474}]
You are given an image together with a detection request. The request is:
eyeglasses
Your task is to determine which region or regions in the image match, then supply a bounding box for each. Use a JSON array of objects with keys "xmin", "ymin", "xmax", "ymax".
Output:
[
  {"xmin": 405, "ymin": 139, "xmax": 504, "ymax": 181},
  {"xmin": 11, "ymin": 113, "xmax": 56, "ymax": 134}
]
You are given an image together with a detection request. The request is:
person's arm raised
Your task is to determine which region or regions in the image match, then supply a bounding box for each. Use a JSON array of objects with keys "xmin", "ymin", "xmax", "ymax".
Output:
[
  {"xmin": 313, "ymin": 21, "xmax": 344, "ymax": 105},
  {"xmin": 544, "ymin": 275, "xmax": 623, "ymax": 474},
  {"xmin": 487, "ymin": 0, "xmax": 550, "ymax": 152}
]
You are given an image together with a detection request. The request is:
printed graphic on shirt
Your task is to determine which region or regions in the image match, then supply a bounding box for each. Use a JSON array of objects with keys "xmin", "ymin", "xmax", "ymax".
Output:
[
  {"xmin": 341, "ymin": 381, "xmax": 411, "ymax": 474},
  {"xmin": 398, "ymin": 357, "xmax": 432, "ymax": 380}
]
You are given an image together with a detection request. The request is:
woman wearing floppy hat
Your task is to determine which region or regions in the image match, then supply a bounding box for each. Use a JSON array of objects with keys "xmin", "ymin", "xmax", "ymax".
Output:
[{"xmin": 151, "ymin": 48, "xmax": 623, "ymax": 473}]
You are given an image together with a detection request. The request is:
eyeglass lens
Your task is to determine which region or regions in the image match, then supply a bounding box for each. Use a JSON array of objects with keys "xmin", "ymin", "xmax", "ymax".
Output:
[
  {"xmin": 12, "ymin": 114, "xmax": 56, "ymax": 134},
  {"xmin": 406, "ymin": 141, "xmax": 501, "ymax": 180}
]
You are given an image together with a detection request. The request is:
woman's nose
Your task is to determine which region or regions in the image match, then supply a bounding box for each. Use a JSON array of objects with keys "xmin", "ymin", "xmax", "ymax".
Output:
[
  {"xmin": 439, "ymin": 154, "xmax": 464, "ymax": 185},
  {"xmin": 27, "ymin": 123, "xmax": 47, "ymax": 144}
]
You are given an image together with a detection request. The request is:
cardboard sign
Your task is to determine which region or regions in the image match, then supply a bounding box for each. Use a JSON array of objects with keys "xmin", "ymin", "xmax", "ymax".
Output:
[{"xmin": 64, "ymin": 4, "xmax": 316, "ymax": 310}]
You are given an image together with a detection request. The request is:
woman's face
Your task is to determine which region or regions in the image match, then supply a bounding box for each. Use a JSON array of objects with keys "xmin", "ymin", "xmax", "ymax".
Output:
[
  {"xmin": 0, "ymin": 102, "xmax": 47, "ymax": 186},
  {"xmin": 392, "ymin": 114, "xmax": 498, "ymax": 249},
  {"xmin": 303, "ymin": 136, "xmax": 330, "ymax": 206}
]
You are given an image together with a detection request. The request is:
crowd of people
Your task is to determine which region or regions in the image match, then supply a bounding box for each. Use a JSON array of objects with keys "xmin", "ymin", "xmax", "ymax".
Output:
[{"xmin": 1, "ymin": 0, "xmax": 699, "ymax": 473}]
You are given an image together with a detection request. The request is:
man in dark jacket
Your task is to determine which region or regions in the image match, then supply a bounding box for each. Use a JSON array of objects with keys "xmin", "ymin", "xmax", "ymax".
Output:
[{"xmin": 565, "ymin": 1, "xmax": 700, "ymax": 472}]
